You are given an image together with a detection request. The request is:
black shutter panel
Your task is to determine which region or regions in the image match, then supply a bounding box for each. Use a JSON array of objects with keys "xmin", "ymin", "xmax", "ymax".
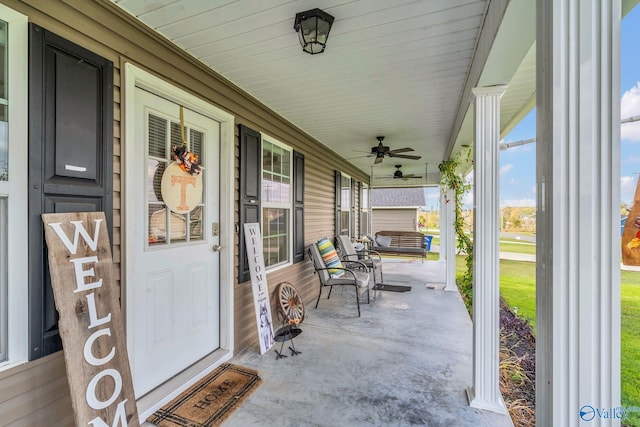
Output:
[
  {"xmin": 238, "ymin": 124, "xmax": 261, "ymax": 283},
  {"xmin": 293, "ymin": 151, "xmax": 305, "ymax": 263},
  {"xmin": 335, "ymin": 171, "xmax": 342, "ymax": 236},
  {"xmin": 28, "ymin": 24, "xmax": 114, "ymax": 360}
]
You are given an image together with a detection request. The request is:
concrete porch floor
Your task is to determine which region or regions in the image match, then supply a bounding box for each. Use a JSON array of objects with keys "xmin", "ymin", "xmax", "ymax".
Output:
[{"xmin": 222, "ymin": 258, "xmax": 514, "ymax": 427}]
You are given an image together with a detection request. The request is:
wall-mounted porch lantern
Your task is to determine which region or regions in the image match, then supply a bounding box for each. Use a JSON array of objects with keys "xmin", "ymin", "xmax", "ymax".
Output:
[{"xmin": 293, "ymin": 8, "xmax": 335, "ymax": 54}]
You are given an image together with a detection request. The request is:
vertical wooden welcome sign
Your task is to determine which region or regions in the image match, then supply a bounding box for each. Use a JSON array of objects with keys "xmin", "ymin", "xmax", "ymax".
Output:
[
  {"xmin": 42, "ymin": 212, "xmax": 139, "ymax": 426},
  {"xmin": 243, "ymin": 223, "xmax": 275, "ymax": 355}
]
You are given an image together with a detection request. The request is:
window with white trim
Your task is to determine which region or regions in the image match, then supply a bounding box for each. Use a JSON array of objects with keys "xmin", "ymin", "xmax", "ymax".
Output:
[
  {"xmin": 262, "ymin": 137, "xmax": 292, "ymax": 268},
  {"xmin": 340, "ymin": 173, "xmax": 352, "ymax": 236},
  {"xmin": 360, "ymin": 183, "xmax": 370, "ymax": 237}
]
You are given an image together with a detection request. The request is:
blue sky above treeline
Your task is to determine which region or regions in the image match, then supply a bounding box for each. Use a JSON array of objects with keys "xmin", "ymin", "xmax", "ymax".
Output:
[
  {"xmin": 426, "ymin": 6, "xmax": 640, "ymax": 210},
  {"xmin": 500, "ymin": 6, "xmax": 640, "ymax": 207}
]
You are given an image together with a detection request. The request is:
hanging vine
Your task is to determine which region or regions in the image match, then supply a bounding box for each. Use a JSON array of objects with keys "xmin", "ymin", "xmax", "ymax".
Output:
[{"xmin": 439, "ymin": 153, "xmax": 473, "ymax": 310}]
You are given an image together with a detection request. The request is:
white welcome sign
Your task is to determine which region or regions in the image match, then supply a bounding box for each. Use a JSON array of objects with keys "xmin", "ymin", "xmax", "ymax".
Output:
[
  {"xmin": 42, "ymin": 212, "xmax": 139, "ymax": 426},
  {"xmin": 243, "ymin": 223, "xmax": 275, "ymax": 354}
]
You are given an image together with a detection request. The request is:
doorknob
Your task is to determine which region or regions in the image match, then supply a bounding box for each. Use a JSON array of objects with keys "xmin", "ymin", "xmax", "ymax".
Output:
[{"xmin": 212, "ymin": 244, "xmax": 222, "ymax": 252}]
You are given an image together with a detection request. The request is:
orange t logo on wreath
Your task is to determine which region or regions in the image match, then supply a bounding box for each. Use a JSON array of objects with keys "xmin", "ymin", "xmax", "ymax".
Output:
[{"xmin": 161, "ymin": 162, "xmax": 203, "ymax": 214}]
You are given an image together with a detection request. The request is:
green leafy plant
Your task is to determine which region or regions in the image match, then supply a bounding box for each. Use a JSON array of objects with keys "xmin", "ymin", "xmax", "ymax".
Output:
[{"xmin": 439, "ymin": 154, "xmax": 473, "ymax": 311}]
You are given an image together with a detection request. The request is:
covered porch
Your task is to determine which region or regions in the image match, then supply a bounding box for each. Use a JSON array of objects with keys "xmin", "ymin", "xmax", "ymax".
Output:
[
  {"xmin": 107, "ymin": 0, "xmax": 633, "ymax": 424},
  {"xmin": 0, "ymin": 0, "xmax": 632, "ymax": 425},
  {"xmin": 221, "ymin": 259, "xmax": 512, "ymax": 426}
]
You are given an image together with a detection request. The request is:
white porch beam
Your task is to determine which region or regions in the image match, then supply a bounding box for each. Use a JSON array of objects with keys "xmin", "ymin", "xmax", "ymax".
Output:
[
  {"xmin": 536, "ymin": 1, "xmax": 621, "ymax": 426},
  {"xmin": 445, "ymin": 0, "xmax": 509, "ymax": 159},
  {"xmin": 444, "ymin": 188, "xmax": 457, "ymax": 292},
  {"xmin": 467, "ymin": 85, "xmax": 507, "ymax": 414}
]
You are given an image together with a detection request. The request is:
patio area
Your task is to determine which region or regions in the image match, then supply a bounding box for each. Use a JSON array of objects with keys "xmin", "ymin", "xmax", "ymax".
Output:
[{"xmin": 220, "ymin": 258, "xmax": 514, "ymax": 427}]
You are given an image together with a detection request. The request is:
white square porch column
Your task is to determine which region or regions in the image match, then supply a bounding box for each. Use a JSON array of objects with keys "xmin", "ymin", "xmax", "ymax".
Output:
[
  {"xmin": 536, "ymin": 1, "xmax": 621, "ymax": 425},
  {"xmin": 467, "ymin": 85, "xmax": 507, "ymax": 414},
  {"xmin": 443, "ymin": 187, "xmax": 457, "ymax": 292}
]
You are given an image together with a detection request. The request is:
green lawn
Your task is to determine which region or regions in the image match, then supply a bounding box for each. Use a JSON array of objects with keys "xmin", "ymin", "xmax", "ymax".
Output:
[
  {"xmin": 621, "ymin": 278, "xmax": 640, "ymax": 427},
  {"xmin": 499, "ymin": 260, "xmax": 537, "ymax": 328},
  {"xmin": 499, "ymin": 241, "xmax": 536, "ymax": 255},
  {"xmin": 496, "ymin": 259, "xmax": 640, "ymax": 426},
  {"xmin": 423, "ymin": 231, "xmax": 536, "ymax": 255}
]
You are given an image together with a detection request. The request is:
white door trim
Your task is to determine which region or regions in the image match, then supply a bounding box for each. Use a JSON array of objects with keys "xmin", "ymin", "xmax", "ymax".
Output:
[
  {"xmin": 0, "ymin": 4, "xmax": 29, "ymax": 369},
  {"xmin": 123, "ymin": 63, "xmax": 235, "ymax": 416}
]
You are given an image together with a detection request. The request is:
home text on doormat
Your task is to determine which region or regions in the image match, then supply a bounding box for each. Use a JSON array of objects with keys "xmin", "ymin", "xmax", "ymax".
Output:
[{"xmin": 147, "ymin": 363, "xmax": 261, "ymax": 426}]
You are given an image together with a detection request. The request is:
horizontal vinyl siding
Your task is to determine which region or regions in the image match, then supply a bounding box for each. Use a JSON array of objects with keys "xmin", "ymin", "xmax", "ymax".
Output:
[
  {"xmin": 0, "ymin": 352, "xmax": 73, "ymax": 425},
  {"xmin": 0, "ymin": 0, "xmax": 370, "ymax": 421},
  {"xmin": 372, "ymin": 209, "xmax": 418, "ymax": 234}
]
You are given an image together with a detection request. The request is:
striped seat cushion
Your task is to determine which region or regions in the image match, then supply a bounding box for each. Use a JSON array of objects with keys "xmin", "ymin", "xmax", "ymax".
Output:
[{"xmin": 317, "ymin": 238, "xmax": 345, "ymax": 278}]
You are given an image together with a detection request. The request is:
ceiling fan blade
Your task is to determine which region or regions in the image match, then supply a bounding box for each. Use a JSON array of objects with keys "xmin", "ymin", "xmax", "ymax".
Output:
[
  {"xmin": 347, "ymin": 155, "xmax": 373, "ymax": 160},
  {"xmin": 403, "ymin": 174, "xmax": 422, "ymax": 179},
  {"xmin": 374, "ymin": 156, "xmax": 383, "ymax": 164},
  {"xmin": 388, "ymin": 147, "xmax": 414, "ymax": 154},
  {"xmin": 389, "ymin": 153, "xmax": 422, "ymax": 160}
]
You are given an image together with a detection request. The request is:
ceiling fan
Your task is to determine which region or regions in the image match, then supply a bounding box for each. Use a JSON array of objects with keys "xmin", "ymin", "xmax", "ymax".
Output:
[
  {"xmin": 392, "ymin": 164, "xmax": 422, "ymax": 180},
  {"xmin": 370, "ymin": 136, "xmax": 421, "ymax": 164}
]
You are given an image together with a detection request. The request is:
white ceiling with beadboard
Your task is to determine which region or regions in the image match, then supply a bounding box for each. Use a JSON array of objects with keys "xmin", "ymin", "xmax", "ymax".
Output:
[{"xmin": 112, "ymin": 0, "xmax": 537, "ymax": 186}]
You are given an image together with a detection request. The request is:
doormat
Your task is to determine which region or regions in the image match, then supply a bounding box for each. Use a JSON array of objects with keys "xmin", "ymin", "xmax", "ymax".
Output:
[
  {"xmin": 374, "ymin": 284, "xmax": 412, "ymax": 292},
  {"xmin": 147, "ymin": 363, "xmax": 262, "ymax": 427}
]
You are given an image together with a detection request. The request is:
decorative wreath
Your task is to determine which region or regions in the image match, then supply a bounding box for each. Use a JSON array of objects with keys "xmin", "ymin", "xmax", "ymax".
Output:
[{"xmin": 171, "ymin": 145, "xmax": 201, "ymax": 175}]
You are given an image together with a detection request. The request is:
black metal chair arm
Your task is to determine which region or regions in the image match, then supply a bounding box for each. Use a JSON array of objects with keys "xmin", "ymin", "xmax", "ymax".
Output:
[
  {"xmin": 341, "ymin": 260, "xmax": 368, "ymax": 271},
  {"xmin": 310, "ymin": 266, "xmax": 359, "ymax": 281}
]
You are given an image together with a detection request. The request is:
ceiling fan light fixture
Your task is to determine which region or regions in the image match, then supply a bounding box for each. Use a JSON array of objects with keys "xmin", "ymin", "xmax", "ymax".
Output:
[
  {"xmin": 369, "ymin": 136, "xmax": 421, "ymax": 164},
  {"xmin": 294, "ymin": 8, "xmax": 335, "ymax": 54},
  {"xmin": 390, "ymin": 164, "xmax": 422, "ymax": 180}
]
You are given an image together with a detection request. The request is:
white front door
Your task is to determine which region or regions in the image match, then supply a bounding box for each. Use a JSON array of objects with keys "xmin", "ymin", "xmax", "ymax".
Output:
[{"xmin": 129, "ymin": 88, "xmax": 220, "ymax": 397}]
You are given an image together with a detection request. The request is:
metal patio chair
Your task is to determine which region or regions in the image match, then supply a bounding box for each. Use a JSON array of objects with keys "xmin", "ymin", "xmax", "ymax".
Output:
[
  {"xmin": 335, "ymin": 235, "xmax": 384, "ymax": 288},
  {"xmin": 308, "ymin": 242, "xmax": 371, "ymax": 317}
]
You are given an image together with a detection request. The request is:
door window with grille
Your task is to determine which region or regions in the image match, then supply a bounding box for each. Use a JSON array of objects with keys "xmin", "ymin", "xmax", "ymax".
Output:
[{"xmin": 147, "ymin": 111, "xmax": 205, "ymax": 247}]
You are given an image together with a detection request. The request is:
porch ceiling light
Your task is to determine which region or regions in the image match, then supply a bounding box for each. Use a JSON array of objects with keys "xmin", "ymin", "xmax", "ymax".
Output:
[{"xmin": 294, "ymin": 8, "xmax": 335, "ymax": 54}]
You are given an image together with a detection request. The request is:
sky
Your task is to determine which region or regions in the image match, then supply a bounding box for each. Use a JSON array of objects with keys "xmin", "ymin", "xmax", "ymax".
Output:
[
  {"xmin": 497, "ymin": 6, "xmax": 640, "ymax": 208},
  {"xmin": 425, "ymin": 7, "xmax": 640, "ymax": 210}
]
